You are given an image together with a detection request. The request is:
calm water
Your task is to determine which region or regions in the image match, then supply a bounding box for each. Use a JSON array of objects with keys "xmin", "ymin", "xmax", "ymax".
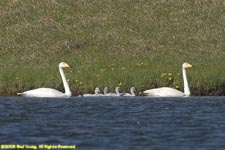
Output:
[{"xmin": 0, "ymin": 96, "xmax": 225, "ymax": 150}]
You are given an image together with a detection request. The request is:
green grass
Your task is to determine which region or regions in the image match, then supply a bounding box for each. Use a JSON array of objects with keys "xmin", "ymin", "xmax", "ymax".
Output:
[{"xmin": 1, "ymin": 0, "xmax": 225, "ymax": 96}]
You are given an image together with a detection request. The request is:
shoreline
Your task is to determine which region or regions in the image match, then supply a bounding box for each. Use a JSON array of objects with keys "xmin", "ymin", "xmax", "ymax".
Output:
[{"xmin": 1, "ymin": 86, "xmax": 225, "ymax": 96}]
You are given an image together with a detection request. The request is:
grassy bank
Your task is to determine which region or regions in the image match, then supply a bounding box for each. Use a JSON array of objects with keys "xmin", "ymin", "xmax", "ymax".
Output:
[{"xmin": 1, "ymin": 0, "xmax": 225, "ymax": 96}]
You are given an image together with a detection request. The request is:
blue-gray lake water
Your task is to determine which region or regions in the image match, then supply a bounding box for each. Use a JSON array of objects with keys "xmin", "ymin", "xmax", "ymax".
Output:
[{"xmin": 0, "ymin": 96, "xmax": 225, "ymax": 150}]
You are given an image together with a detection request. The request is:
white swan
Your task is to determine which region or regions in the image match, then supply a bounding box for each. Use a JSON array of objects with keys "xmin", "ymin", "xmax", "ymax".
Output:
[
  {"xmin": 121, "ymin": 87, "xmax": 136, "ymax": 96},
  {"xmin": 143, "ymin": 63, "xmax": 192, "ymax": 97},
  {"xmin": 103, "ymin": 86, "xmax": 120, "ymax": 96},
  {"xmin": 103, "ymin": 87, "xmax": 109, "ymax": 95},
  {"xmin": 83, "ymin": 87, "xmax": 103, "ymax": 97},
  {"xmin": 17, "ymin": 62, "xmax": 72, "ymax": 98},
  {"xmin": 115, "ymin": 87, "xmax": 123, "ymax": 96}
]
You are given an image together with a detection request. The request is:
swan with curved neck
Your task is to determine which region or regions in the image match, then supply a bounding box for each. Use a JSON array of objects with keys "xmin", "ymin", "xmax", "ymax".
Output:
[
  {"xmin": 115, "ymin": 87, "xmax": 122, "ymax": 96},
  {"xmin": 103, "ymin": 87, "xmax": 115, "ymax": 96},
  {"xmin": 103, "ymin": 86, "xmax": 120, "ymax": 96},
  {"xmin": 103, "ymin": 87, "xmax": 109, "ymax": 95},
  {"xmin": 122, "ymin": 87, "xmax": 136, "ymax": 96},
  {"xmin": 143, "ymin": 63, "xmax": 192, "ymax": 97},
  {"xmin": 17, "ymin": 62, "xmax": 72, "ymax": 98},
  {"xmin": 83, "ymin": 87, "xmax": 103, "ymax": 96}
]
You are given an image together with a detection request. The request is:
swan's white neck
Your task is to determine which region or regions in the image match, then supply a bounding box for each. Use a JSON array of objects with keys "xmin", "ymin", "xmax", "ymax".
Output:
[
  {"xmin": 59, "ymin": 67, "xmax": 71, "ymax": 97},
  {"xmin": 115, "ymin": 88, "xmax": 120, "ymax": 96},
  {"xmin": 130, "ymin": 89, "xmax": 135, "ymax": 96},
  {"xmin": 95, "ymin": 89, "xmax": 100, "ymax": 94},
  {"xmin": 103, "ymin": 88, "xmax": 108, "ymax": 95},
  {"xmin": 182, "ymin": 67, "xmax": 190, "ymax": 96}
]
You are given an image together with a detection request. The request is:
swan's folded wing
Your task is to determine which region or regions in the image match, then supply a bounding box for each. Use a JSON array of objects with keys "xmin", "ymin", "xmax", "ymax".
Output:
[
  {"xmin": 143, "ymin": 87, "xmax": 184, "ymax": 97},
  {"xmin": 18, "ymin": 88, "xmax": 65, "ymax": 97}
]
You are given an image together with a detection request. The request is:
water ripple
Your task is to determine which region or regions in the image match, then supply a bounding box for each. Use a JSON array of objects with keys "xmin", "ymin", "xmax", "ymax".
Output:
[{"xmin": 0, "ymin": 96, "xmax": 225, "ymax": 150}]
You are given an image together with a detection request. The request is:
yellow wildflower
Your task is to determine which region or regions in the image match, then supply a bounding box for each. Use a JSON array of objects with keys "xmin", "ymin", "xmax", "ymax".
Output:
[{"xmin": 161, "ymin": 73, "xmax": 166, "ymax": 77}]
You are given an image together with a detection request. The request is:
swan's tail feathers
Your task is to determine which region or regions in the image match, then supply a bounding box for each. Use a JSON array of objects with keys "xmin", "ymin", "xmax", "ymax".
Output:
[
  {"xmin": 142, "ymin": 92, "xmax": 148, "ymax": 96},
  {"xmin": 139, "ymin": 91, "xmax": 145, "ymax": 96},
  {"xmin": 142, "ymin": 92, "xmax": 154, "ymax": 96},
  {"xmin": 17, "ymin": 93, "xmax": 25, "ymax": 96}
]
